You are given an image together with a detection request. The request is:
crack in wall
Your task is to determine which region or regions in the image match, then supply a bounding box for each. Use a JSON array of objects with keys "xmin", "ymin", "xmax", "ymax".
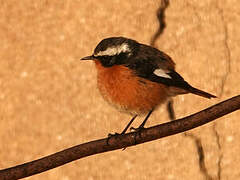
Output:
[
  {"xmin": 217, "ymin": 155, "xmax": 223, "ymax": 180},
  {"xmin": 213, "ymin": 123, "xmax": 222, "ymax": 180},
  {"xmin": 150, "ymin": 0, "xmax": 169, "ymax": 47},
  {"xmin": 217, "ymin": 8, "xmax": 231, "ymax": 98},
  {"xmin": 184, "ymin": 133, "xmax": 214, "ymax": 180},
  {"xmin": 210, "ymin": 2, "xmax": 232, "ymax": 179}
]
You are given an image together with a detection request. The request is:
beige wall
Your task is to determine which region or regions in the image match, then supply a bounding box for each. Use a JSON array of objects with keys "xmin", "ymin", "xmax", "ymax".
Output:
[{"xmin": 0, "ymin": 0, "xmax": 239, "ymax": 179}]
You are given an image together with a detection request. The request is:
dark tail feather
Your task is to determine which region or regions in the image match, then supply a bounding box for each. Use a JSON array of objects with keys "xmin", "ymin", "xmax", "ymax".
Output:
[{"xmin": 188, "ymin": 86, "xmax": 217, "ymax": 99}]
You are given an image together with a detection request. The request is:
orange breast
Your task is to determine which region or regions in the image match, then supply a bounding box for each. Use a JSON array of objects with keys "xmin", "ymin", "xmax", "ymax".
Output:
[{"xmin": 95, "ymin": 61, "xmax": 169, "ymax": 115}]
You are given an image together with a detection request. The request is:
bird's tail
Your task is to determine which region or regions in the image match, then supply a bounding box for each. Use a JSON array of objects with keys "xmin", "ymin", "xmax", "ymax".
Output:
[{"xmin": 188, "ymin": 86, "xmax": 216, "ymax": 99}]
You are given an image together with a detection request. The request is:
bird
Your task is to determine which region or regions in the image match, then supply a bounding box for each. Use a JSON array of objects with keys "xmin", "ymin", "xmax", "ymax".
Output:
[{"xmin": 81, "ymin": 37, "xmax": 216, "ymax": 135}]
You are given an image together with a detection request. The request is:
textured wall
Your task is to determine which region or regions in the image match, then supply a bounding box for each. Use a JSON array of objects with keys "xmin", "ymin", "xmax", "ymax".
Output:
[{"xmin": 0, "ymin": 0, "xmax": 239, "ymax": 179}]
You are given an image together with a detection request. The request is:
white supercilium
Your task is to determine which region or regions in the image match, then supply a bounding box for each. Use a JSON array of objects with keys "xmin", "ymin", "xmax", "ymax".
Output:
[{"xmin": 94, "ymin": 43, "xmax": 131, "ymax": 56}]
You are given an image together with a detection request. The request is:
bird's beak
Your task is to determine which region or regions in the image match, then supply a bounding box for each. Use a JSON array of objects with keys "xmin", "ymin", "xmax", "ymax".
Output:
[{"xmin": 81, "ymin": 55, "xmax": 95, "ymax": 60}]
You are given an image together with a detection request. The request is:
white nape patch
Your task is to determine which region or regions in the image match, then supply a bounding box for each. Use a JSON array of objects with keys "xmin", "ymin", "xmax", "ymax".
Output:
[
  {"xmin": 94, "ymin": 43, "xmax": 131, "ymax": 56},
  {"xmin": 153, "ymin": 69, "xmax": 171, "ymax": 79}
]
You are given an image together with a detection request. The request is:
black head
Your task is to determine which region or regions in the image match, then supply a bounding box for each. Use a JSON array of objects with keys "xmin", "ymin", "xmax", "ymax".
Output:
[{"xmin": 81, "ymin": 37, "xmax": 139, "ymax": 67}]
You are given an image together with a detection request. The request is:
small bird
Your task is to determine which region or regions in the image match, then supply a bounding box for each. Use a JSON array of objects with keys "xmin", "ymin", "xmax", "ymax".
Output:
[{"xmin": 81, "ymin": 37, "xmax": 216, "ymax": 134}]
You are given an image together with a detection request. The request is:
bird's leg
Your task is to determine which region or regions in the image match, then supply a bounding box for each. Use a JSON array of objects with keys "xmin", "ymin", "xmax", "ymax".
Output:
[
  {"xmin": 130, "ymin": 110, "xmax": 154, "ymax": 144},
  {"xmin": 120, "ymin": 115, "xmax": 138, "ymax": 134},
  {"xmin": 107, "ymin": 115, "xmax": 137, "ymax": 145},
  {"xmin": 130, "ymin": 109, "xmax": 154, "ymax": 132}
]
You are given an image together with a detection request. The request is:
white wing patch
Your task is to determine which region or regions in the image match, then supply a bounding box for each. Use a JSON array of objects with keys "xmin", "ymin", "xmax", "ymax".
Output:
[
  {"xmin": 94, "ymin": 43, "xmax": 131, "ymax": 56},
  {"xmin": 153, "ymin": 69, "xmax": 171, "ymax": 79}
]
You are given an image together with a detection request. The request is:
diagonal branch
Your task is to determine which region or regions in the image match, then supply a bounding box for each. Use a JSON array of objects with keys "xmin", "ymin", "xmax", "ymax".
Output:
[{"xmin": 1, "ymin": 95, "xmax": 240, "ymax": 180}]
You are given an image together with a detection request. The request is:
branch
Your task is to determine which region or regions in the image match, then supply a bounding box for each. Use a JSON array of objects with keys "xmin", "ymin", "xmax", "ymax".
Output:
[{"xmin": 1, "ymin": 95, "xmax": 240, "ymax": 180}]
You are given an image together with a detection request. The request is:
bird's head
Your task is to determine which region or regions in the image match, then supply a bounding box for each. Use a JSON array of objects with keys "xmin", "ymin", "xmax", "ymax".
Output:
[{"xmin": 81, "ymin": 37, "xmax": 139, "ymax": 67}]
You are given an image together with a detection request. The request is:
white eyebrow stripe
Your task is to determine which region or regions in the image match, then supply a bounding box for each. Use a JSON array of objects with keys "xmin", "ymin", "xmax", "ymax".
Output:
[
  {"xmin": 153, "ymin": 69, "xmax": 171, "ymax": 79},
  {"xmin": 94, "ymin": 43, "xmax": 130, "ymax": 56}
]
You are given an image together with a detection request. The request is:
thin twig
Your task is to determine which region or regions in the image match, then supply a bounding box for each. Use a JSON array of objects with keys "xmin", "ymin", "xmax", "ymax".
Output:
[{"xmin": 0, "ymin": 95, "xmax": 240, "ymax": 180}]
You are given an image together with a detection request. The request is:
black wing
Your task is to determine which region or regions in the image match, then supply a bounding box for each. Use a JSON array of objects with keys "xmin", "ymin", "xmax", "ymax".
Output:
[
  {"xmin": 128, "ymin": 58, "xmax": 218, "ymax": 100},
  {"xmin": 125, "ymin": 44, "xmax": 216, "ymax": 99},
  {"xmin": 125, "ymin": 44, "xmax": 191, "ymax": 90},
  {"xmin": 126, "ymin": 59, "xmax": 191, "ymax": 90}
]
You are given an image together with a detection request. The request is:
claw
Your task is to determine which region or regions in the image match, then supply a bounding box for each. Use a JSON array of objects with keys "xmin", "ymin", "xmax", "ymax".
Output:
[
  {"xmin": 106, "ymin": 132, "xmax": 121, "ymax": 145},
  {"xmin": 130, "ymin": 126, "xmax": 145, "ymax": 144},
  {"xmin": 108, "ymin": 132, "xmax": 120, "ymax": 137},
  {"xmin": 130, "ymin": 126, "xmax": 145, "ymax": 132}
]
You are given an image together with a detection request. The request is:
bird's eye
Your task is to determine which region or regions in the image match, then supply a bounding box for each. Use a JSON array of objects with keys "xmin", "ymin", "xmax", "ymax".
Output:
[{"xmin": 97, "ymin": 55, "xmax": 116, "ymax": 67}]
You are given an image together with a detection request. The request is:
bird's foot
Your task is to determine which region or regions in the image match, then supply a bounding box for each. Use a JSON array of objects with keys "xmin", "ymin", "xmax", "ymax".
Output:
[
  {"xmin": 108, "ymin": 132, "xmax": 121, "ymax": 138},
  {"xmin": 107, "ymin": 132, "xmax": 129, "ymax": 150},
  {"xmin": 106, "ymin": 132, "xmax": 122, "ymax": 145},
  {"xmin": 130, "ymin": 126, "xmax": 145, "ymax": 133},
  {"xmin": 130, "ymin": 125, "xmax": 145, "ymax": 144}
]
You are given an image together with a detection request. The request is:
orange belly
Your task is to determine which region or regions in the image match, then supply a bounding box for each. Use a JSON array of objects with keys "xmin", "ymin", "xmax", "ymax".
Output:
[{"xmin": 95, "ymin": 61, "xmax": 169, "ymax": 115}]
